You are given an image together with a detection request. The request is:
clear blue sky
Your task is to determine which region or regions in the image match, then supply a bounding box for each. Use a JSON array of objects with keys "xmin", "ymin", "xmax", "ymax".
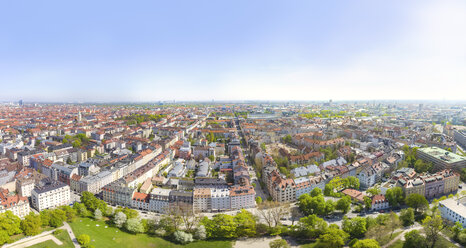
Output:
[{"xmin": 0, "ymin": 0, "xmax": 465, "ymax": 102}]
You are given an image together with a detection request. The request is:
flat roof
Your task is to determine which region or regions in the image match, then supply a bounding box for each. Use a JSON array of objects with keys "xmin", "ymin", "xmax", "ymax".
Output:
[
  {"xmin": 440, "ymin": 198, "xmax": 466, "ymax": 217},
  {"xmin": 418, "ymin": 147, "xmax": 466, "ymax": 164}
]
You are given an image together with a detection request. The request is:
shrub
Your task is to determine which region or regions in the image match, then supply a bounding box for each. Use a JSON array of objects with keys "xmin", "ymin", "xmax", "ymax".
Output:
[
  {"xmin": 77, "ymin": 234, "xmax": 90, "ymax": 246},
  {"xmin": 174, "ymin": 230, "xmax": 193, "ymax": 244}
]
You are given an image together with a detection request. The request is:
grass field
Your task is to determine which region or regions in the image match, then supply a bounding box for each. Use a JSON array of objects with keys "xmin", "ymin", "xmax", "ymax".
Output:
[
  {"xmin": 69, "ymin": 217, "xmax": 232, "ymax": 248},
  {"xmin": 27, "ymin": 230, "xmax": 74, "ymax": 248}
]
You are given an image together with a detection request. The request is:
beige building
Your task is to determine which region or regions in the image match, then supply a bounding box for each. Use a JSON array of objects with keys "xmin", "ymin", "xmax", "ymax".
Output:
[
  {"xmin": 193, "ymin": 188, "xmax": 211, "ymax": 212},
  {"xmin": 0, "ymin": 188, "xmax": 30, "ymax": 218}
]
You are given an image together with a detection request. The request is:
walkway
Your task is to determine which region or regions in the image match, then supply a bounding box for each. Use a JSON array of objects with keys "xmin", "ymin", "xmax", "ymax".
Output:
[
  {"xmin": 3, "ymin": 230, "xmax": 61, "ymax": 248},
  {"xmin": 3, "ymin": 222, "xmax": 80, "ymax": 248},
  {"xmin": 382, "ymin": 224, "xmax": 422, "ymax": 248},
  {"xmin": 63, "ymin": 222, "xmax": 80, "ymax": 248}
]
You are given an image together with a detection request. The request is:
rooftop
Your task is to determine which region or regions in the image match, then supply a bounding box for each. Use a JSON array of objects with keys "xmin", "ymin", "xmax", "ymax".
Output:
[{"xmin": 418, "ymin": 147, "xmax": 466, "ymax": 164}]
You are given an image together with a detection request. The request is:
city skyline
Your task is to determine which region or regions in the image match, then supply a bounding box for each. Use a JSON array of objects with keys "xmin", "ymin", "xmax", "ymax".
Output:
[{"xmin": 1, "ymin": 0, "xmax": 465, "ymax": 102}]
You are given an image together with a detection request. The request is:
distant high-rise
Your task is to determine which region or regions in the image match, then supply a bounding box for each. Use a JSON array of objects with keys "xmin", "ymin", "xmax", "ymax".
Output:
[{"xmin": 19, "ymin": 99, "xmax": 23, "ymax": 106}]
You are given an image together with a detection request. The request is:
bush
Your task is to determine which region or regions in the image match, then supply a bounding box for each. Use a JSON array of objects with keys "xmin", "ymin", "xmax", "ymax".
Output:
[
  {"xmin": 113, "ymin": 211, "xmax": 127, "ymax": 228},
  {"xmin": 53, "ymin": 229, "xmax": 63, "ymax": 235},
  {"xmin": 125, "ymin": 218, "xmax": 144, "ymax": 233},
  {"xmin": 174, "ymin": 230, "xmax": 193, "ymax": 244},
  {"xmin": 77, "ymin": 234, "xmax": 90, "ymax": 246},
  {"xmin": 269, "ymin": 238, "xmax": 290, "ymax": 248},
  {"xmin": 194, "ymin": 225, "xmax": 206, "ymax": 240},
  {"xmin": 94, "ymin": 209, "xmax": 102, "ymax": 221}
]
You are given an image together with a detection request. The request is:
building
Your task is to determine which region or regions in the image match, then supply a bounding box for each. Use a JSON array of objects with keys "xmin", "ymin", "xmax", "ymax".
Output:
[
  {"xmin": 131, "ymin": 192, "xmax": 150, "ymax": 211},
  {"xmin": 16, "ymin": 177, "xmax": 35, "ymax": 198},
  {"xmin": 149, "ymin": 188, "xmax": 170, "ymax": 213},
  {"xmin": 230, "ymin": 185, "xmax": 255, "ymax": 210},
  {"xmin": 193, "ymin": 188, "xmax": 211, "ymax": 212},
  {"xmin": 342, "ymin": 188, "xmax": 365, "ymax": 202},
  {"xmin": 397, "ymin": 169, "xmax": 459, "ymax": 199},
  {"xmin": 439, "ymin": 197, "xmax": 466, "ymax": 227},
  {"xmin": 417, "ymin": 147, "xmax": 466, "ymax": 172},
  {"xmin": 453, "ymin": 130, "xmax": 466, "ymax": 149},
  {"xmin": 31, "ymin": 178, "xmax": 70, "ymax": 211},
  {"xmin": 0, "ymin": 188, "xmax": 30, "ymax": 218},
  {"xmin": 371, "ymin": 194, "xmax": 389, "ymax": 211},
  {"xmin": 102, "ymin": 180, "xmax": 136, "ymax": 207},
  {"xmin": 211, "ymin": 188, "xmax": 230, "ymax": 211}
]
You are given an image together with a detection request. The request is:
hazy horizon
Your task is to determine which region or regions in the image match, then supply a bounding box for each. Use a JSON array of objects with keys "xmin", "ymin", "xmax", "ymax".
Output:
[{"xmin": 1, "ymin": 0, "xmax": 465, "ymax": 102}]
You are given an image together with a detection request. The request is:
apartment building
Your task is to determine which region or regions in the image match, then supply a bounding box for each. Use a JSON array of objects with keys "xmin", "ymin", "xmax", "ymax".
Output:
[
  {"xmin": 0, "ymin": 188, "xmax": 30, "ymax": 218},
  {"xmin": 230, "ymin": 185, "xmax": 255, "ymax": 210},
  {"xmin": 211, "ymin": 188, "xmax": 230, "ymax": 211},
  {"xmin": 439, "ymin": 197, "xmax": 466, "ymax": 227},
  {"xmin": 193, "ymin": 188, "xmax": 211, "ymax": 212},
  {"xmin": 417, "ymin": 147, "xmax": 466, "ymax": 172},
  {"xmin": 31, "ymin": 178, "xmax": 70, "ymax": 211}
]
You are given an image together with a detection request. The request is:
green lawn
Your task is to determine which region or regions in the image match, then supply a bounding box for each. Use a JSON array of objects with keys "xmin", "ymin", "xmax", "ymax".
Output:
[
  {"xmin": 69, "ymin": 217, "xmax": 232, "ymax": 248},
  {"xmin": 27, "ymin": 230, "xmax": 74, "ymax": 248}
]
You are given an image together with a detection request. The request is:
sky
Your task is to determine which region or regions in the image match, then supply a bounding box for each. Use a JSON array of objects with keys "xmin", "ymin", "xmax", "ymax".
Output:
[{"xmin": 0, "ymin": 0, "xmax": 465, "ymax": 102}]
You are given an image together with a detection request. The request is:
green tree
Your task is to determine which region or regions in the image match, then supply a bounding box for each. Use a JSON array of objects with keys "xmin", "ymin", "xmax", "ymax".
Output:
[
  {"xmin": 352, "ymin": 239, "xmax": 380, "ymax": 248},
  {"xmin": 315, "ymin": 226, "xmax": 349, "ymax": 248},
  {"xmin": 21, "ymin": 213, "xmax": 42, "ymax": 236},
  {"xmin": 363, "ymin": 196, "xmax": 372, "ymax": 210},
  {"xmin": 49, "ymin": 209, "xmax": 66, "ymax": 227},
  {"xmin": 0, "ymin": 230, "xmax": 10, "ymax": 245},
  {"xmin": 336, "ymin": 196, "xmax": 352, "ymax": 214},
  {"xmin": 310, "ymin": 187, "xmax": 322, "ymax": 197},
  {"xmin": 201, "ymin": 214, "xmax": 237, "ymax": 239},
  {"xmin": 400, "ymin": 208, "xmax": 415, "ymax": 227},
  {"xmin": 60, "ymin": 205, "xmax": 77, "ymax": 222},
  {"xmin": 387, "ymin": 212, "xmax": 401, "ymax": 238},
  {"xmin": 405, "ymin": 194, "xmax": 428, "ymax": 214},
  {"xmin": 460, "ymin": 168, "xmax": 466, "ymax": 182},
  {"xmin": 297, "ymin": 214, "xmax": 328, "ymax": 239},
  {"xmin": 73, "ymin": 202, "xmax": 88, "ymax": 217},
  {"xmin": 234, "ymin": 209, "xmax": 256, "ymax": 237},
  {"xmin": 385, "ymin": 187, "xmax": 405, "ymax": 207},
  {"xmin": 40, "ymin": 210, "xmax": 51, "ymax": 227},
  {"xmin": 0, "ymin": 211, "xmax": 22, "ymax": 235},
  {"xmin": 403, "ymin": 230, "xmax": 427, "ymax": 248},
  {"xmin": 342, "ymin": 217, "xmax": 367, "ymax": 239},
  {"xmin": 269, "ymin": 238, "xmax": 290, "ymax": 248},
  {"xmin": 77, "ymin": 234, "xmax": 91, "ymax": 246},
  {"xmin": 366, "ymin": 188, "xmax": 381, "ymax": 197},
  {"xmin": 414, "ymin": 160, "xmax": 432, "ymax": 173},
  {"xmin": 81, "ymin": 191, "xmax": 108, "ymax": 213},
  {"xmin": 422, "ymin": 215, "xmax": 444, "ymax": 248},
  {"xmin": 346, "ymin": 176, "xmax": 360, "ymax": 189},
  {"xmin": 256, "ymin": 196, "xmax": 263, "ymax": 205}
]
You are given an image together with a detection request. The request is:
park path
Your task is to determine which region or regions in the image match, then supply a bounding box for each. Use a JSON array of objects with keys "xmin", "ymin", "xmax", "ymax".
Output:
[
  {"xmin": 63, "ymin": 222, "xmax": 80, "ymax": 248},
  {"xmin": 235, "ymin": 236, "xmax": 300, "ymax": 248},
  {"xmin": 3, "ymin": 229, "xmax": 61, "ymax": 248},
  {"xmin": 2, "ymin": 222, "xmax": 79, "ymax": 248},
  {"xmin": 382, "ymin": 224, "xmax": 422, "ymax": 248}
]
